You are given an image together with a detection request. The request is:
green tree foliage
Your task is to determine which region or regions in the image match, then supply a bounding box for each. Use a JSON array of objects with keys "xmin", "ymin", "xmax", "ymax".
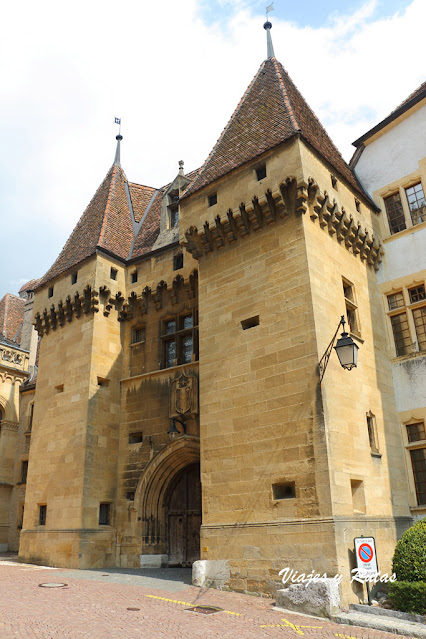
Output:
[{"xmin": 392, "ymin": 518, "xmax": 426, "ymax": 582}]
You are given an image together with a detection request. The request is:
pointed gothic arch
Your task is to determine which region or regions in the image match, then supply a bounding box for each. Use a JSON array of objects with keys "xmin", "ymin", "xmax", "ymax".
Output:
[{"xmin": 134, "ymin": 435, "xmax": 200, "ymax": 555}]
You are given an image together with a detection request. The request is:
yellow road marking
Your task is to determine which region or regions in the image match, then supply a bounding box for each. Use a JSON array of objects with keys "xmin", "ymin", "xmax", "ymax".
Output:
[
  {"xmin": 334, "ymin": 634, "xmax": 361, "ymax": 639},
  {"xmin": 145, "ymin": 595, "xmax": 192, "ymax": 605},
  {"xmin": 144, "ymin": 594, "xmax": 242, "ymax": 616},
  {"xmin": 260, "ymin": 618, "xmax": 323, "ymax": 635}
]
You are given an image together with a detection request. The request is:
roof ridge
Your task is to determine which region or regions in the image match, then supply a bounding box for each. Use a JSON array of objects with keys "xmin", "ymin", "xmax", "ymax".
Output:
[
  {"xmin": 98, "ymin": 165, "xmax": 119, "ymax": 247},
  {"xmin": 182, "ymin": 61, "xmax": 267, "ymax": 198},
  {"xmin": 271, "ymin": 57, "xmax": 300, "ymax": 132}
]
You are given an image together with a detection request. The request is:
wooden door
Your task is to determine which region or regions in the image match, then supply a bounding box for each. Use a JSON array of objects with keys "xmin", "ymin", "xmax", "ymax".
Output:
[{"xmin": 167, "ymin": 463, "xmax": 201, "ymax": 566}]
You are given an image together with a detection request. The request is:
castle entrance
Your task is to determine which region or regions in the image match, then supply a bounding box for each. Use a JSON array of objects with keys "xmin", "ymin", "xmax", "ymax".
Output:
[{"xmin": 166, "ymin": 463, "xmax": 201, "ymax": 566}]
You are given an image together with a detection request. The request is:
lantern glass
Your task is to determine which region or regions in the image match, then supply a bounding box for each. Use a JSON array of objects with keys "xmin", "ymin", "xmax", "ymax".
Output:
[{"xmin": 334, "ymin": 333, "xmax": 359, "ymax": 370}]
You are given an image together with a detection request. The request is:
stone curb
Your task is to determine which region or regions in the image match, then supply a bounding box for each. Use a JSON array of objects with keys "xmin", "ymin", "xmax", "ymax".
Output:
[
  {"xmin": 350, "ymin": 603, "xmax": 426, "ymax": 625},
  {"xmin": 332, "ymin": 610, "xmax": 426, "ymax": 638}
]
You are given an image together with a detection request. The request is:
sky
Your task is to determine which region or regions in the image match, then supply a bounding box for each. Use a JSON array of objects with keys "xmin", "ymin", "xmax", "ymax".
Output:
[{"xmin": 0, "ymin": 0, "xmax": 424, "ymax": 301}]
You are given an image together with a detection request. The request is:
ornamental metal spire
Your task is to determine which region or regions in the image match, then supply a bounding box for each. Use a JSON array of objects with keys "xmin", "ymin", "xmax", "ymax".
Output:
[
  {"xmin": 264, "ymin": 2, "xmax": 275, "ymax": 59},
  {"xmin": 114, "ymin": 117, "xmax": 122, "ymax": 166}
]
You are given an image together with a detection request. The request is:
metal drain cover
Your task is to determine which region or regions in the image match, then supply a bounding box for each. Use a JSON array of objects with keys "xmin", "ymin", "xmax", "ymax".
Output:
[
  {"xmin": 185, "ymin": 605, "xmax": 223, "ymax": 615},
  {"xmin": 39, "ymin": 583, "xmax": 68, "ymax": 588},
  {"xmin": 127, "ymin": 608, "xmax": 140, "ymax": 611}
]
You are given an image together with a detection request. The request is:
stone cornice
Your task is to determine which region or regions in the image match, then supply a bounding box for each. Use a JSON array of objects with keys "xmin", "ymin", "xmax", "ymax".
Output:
[
  {"xmin": 33, "ymin": 272, "xmax": 199, "ymax": 336},
  {"xmin": 183, "ymin": 176, "xmax": 384, "ymax": 271},
  {"xmin": 0, "ymin": 420, "xmax": 19, "ymax": 432}
]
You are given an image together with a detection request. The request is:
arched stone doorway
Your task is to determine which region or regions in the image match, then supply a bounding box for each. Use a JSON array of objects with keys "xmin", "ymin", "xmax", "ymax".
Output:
[
  {"xmin": 165, "ymin": 463, "xmax": 201, "ymax": 566},
  {"xmin": 134, "ymin": 436, "xmax": 201, "ymax": 565}
]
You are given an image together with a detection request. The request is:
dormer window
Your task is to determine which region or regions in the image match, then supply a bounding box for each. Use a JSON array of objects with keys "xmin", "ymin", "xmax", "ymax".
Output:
[{"xmin": 168, "ymin": 189, "xmax": 179, "ymax": 228}]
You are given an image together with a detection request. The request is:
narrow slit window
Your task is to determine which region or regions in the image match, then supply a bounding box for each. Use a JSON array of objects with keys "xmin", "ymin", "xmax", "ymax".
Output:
[
  {"xmin": 48, "ymin": 287, "xmax": 54, "ymax": 298},
  {"xmin": 110, "ymin": 268, "xmax": 118, "ymax": 280},
  {"xmin": 39, "ymin": 505, "xmax": 47, "ymax": 526},
  {"xmin": 131, "ymin": 271, "xmax": 138, "ymax": 284},
  {"xmin": 241, "ymin": 316, "xmax": 260, "ymax": 330},
  {"xmin": 173, "ymin": 254, "xmax": 183, "ymax": 270},
  {"xmin": 71, "ymin": 272, "xmax": 78, "ymax": 285}
]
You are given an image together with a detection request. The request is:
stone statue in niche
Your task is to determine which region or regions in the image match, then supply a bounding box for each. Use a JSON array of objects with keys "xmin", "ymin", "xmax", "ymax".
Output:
[{"xmin": 170, "ymin": 372, "xmax": 198, "ymax": 418}]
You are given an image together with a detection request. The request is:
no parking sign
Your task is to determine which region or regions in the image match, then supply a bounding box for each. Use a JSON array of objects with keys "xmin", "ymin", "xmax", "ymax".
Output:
[{"xmin": 354, "ymin": 537, "xmax": 378, "ymax": 578}]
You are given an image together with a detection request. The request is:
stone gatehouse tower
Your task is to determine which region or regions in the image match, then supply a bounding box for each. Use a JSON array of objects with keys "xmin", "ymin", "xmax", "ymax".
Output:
[{"xmin": 15, "ymin": 25, "xmax": 412, "ymax": 604}]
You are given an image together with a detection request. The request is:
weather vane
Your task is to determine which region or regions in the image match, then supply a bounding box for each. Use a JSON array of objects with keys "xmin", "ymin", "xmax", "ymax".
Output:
[
  {"xmin": 114, "ymin": 117, "xmax": 121, "ymax": 136},
  {"xmin": 266, "ymin": 2, "xmax": 274, "ymax": 19}
]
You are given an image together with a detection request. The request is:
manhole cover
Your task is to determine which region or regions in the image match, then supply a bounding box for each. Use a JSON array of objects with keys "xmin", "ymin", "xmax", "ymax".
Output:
[
  {"xmin": 102, "ymin": 574, "xmax": 110, "ymax": 577},
  {"xmin": 127, "ymin": 608, "xmax": 140, "ymax": 611},
  {"xmin": 38, "ymin": 583, "xmax": 68, "ymax": 588},
  {"xmin": 185, "ymin": 605, "xmax": 223, "ymax": 615}
]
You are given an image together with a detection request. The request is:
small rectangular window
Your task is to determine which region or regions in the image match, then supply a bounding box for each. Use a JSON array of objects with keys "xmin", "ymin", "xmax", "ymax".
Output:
[
  {"xmin": 131, "ymin": 328, "xmax": 145, "ymax": 344},
  {"xmin": 409, "ymin": 285, "xmax": 426, "ymax": 304},
  {"xmin": 351, "ymin": 479, "xmax": 366, "ymax": 513},
  {"xmin": 412, "ymin": 306, "xmax": 426, "ymax": 352},
  {"xmin": 48, "ymin": 287, "xmax": 54, "ymax": 298},
  {"xmin": 21, "ymin": 460, "xmax": 28, "ymax": 483},
  {"xmin": 406, "ymin": 422, "xmax": 426, "ymax": 443},
  {"xmin": 405, "ymin": 182, "xmax": 426, "ymax": 226},
  {"xmin": 390, "ymin": 312, "xmax": 411, "ymax": 356},
  {"xmin": 97, "ymin": 376, "xmax": 109, "ymax": 387},
  {"xmin": 99, "ymin": 503, "xmax": 111, "ymax": 526},
  {"xmin": 241, "ymin": 316, "xmax": 260, "ymax": 330},
  {"xmin": 173, "ymin": 254, "xmax": 183, "ymax": 270},
  {"xmin": 39, "ymin": 505, "xmax": 47, "ymax": 526},
  {"xmin": 208, "ymin": 193, "xmax": 217, "ymax": 207},
  {"xmin": 410, "ymin": 448, "xmax": 426, "ymax": 505},
  {"xmin": 387, "ymin": 291, "xmax": 404, "ymax": 310},
  {"xmin": 355, "ymin": 198, "xmax": 360, "ymax": 212},
  {"xmin": 126, "ymin": 492, "xmax": 135, "ymax": 501},
  {"xmin": 331, "ymin": 174, "xmax": 338, "ymax": 190},
  {"xmin": 129, "ymin": 432, "xmax": 143, "ymax": 444},
  {"xmin": 110, "ymin": 268, "xmax": 118, "ymax": 280},
  {"xmin": 55, "ymin": 384, "xmax": 64, "ymax": 393},
  {"xmin": 71, "ymin": 272, "xmax": 78, "ymax": 285},
  {"xmin": 131, "ymin": 271, "xmax": 138, "ymax": 284},
  {"xmin": 256, "ymin": 165, "xmax": 266, "ymax": 181},
  {"xmin": 384, "ymin": 192, "xmax": 406, "ymax": 234},
  {"xmin": 342, "ymin": 279, "xmax": 360, "ymax": 335},
  {"xmin": 272, "ymin": 482, "xmax": 296, "ymax": 500}
]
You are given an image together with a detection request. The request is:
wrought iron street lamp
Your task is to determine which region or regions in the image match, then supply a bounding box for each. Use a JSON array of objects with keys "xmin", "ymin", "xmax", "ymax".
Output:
[
  {"xmin": 168, "ymin": 416, "xmax": 187, "ymax": 439},
  {"xmin": 319, "ymin": 316, "xmax": 359, "ymax": 382}
]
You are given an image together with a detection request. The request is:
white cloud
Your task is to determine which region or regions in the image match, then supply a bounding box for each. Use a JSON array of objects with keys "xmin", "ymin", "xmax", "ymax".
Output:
[{"xmin": 0, "ymin": 0, "xmax": 424, "ymax": 299}]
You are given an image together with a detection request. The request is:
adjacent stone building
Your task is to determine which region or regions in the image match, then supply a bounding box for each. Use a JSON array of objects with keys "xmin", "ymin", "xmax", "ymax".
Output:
[
  {"xmin": 0, "ymin": 25, "xmax": 421, "ymax": 605},
  {"xmin": 351, "ymin": 81, "xmax": 426, "ymax": 522}
]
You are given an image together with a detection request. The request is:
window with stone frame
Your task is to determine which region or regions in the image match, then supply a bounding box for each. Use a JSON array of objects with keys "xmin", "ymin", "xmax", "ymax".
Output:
[
  {"xmin": 405, "ymin": 422, "xmax": 426, "ymax": 506},
  {"xmin": 386, "ymin": 283, "xmax": 426, "ymax": 356},
  {"xmin": 405, "ymin": 182, "xmax": 426, "ymax": 226},
  {"xmin": 161, "ymin": 311, "xmax": 199, "ymax": 368},
  {"xmin": 131, "ymin": 326, "xmax": 146, "ymax": 345},
  {"xmin": 342, "ymin": 278, "xmax": 360, "ymax": 336},
  {"xmin": 384, "ymin": 192, "xmax": 406, "ymax": 234}
]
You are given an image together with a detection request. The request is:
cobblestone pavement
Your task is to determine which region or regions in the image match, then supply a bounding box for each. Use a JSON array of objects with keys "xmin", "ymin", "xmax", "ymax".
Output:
[{"xmin": 0, "ymin": 557, "xmax": 412, "ymax": 639}]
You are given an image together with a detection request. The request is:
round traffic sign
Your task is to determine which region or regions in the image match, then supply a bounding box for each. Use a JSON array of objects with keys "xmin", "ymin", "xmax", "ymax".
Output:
[{"xmin": 358, "ymin": 543, "xmax": 373, "ymax": 563}]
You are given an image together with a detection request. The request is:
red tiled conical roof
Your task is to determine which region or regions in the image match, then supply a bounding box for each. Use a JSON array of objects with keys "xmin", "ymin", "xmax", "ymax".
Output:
[{"xmin": 183, "ymin": 57, "xmax": 363, "ymax": 198}]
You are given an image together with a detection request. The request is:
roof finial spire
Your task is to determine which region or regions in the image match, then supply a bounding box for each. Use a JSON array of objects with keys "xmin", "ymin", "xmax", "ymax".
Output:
[
  {"xmin": 179, "ymin": 160, "xmax": 185, "ymax": 176},
  {"xmin": 264, "ymin": 2, "xmax": 275, "ymax": 59},
  {"xmin": 114, "ymin": 117, "xmax": 122, "ymax": 166}
]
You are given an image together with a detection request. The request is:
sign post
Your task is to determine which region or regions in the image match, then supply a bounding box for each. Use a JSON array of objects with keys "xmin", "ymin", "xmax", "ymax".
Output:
[{"xmin": 354, "ymin": 537, "xmax": 378, "ymax": 605}]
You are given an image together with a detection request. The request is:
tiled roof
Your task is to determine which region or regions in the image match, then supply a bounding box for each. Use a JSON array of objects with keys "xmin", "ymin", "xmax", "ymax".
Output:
[
  {"xmin": 182, "ymin": 57, "xmax": 363, "ymax": 198},
  {"xmin": 129, "ymin": 183, "xmax": 157, "ymax": 223},
  {"xmin": 0, "ymin": 332, "xmax": 22, "ymax": 349},
  {"xmin": 18, "ymin": 278, "xmax": 41, "ymax": 295},
  {"xmin": 131, "ymin": 190, "xmax": 163, "ymax": 259},
  {"xmin": 37, "ymin": 165, "xmax": 136, "ymax": 288},
  {"xmin": 353, "ymin": 80, "xmax": 426, "ymax": 147},
  {"xmin": 0, "ymin": 294, "xmax": 25, "ymax": 345}
]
